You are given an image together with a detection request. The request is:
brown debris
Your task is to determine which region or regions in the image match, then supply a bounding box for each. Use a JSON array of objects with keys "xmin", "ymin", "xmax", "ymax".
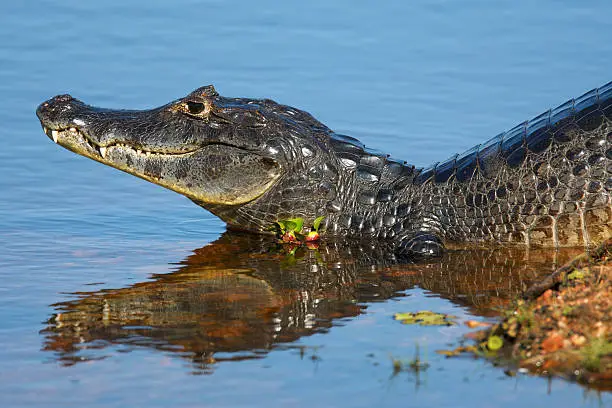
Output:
[
  {"xmin": 465, "ymin": 320, "xmax": 492, "ymax": 329},
  {"xmin": 541, "ymin": 333, "xmax": 565, "ymax": 353},
  {"xmin": 474, "ymin": 239, "xmax": 612, "ymax": 390}
]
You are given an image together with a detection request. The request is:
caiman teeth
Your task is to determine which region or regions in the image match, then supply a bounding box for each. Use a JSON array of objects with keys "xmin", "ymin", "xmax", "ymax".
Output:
[{"xmin": 44, "ymin": 125, "xmax": 197, "ymax": 158}]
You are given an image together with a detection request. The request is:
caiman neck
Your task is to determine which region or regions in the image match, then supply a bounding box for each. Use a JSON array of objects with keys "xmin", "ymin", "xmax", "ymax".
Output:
[{"xmin": 322, "ymin": 133, "xmax": 420, "ymax": 237}]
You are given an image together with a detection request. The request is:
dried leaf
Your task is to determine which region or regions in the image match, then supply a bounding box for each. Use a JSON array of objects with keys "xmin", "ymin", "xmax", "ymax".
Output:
[
  {"xmin": 465, "ymin": 320, "xmax": 491, "ymax": 329},
  {"xmin": 436, "ymin": 349, "xmax": 460, "ymax": 357},
  {"xmin": 541, "ymin": 333, "xmax": 564, "ymax": 353}
]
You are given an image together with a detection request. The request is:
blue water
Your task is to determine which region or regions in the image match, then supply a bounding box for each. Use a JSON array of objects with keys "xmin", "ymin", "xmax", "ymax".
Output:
[{"xmin": 1, "ymin": 1, "xmax": 611, "ymax": 406}]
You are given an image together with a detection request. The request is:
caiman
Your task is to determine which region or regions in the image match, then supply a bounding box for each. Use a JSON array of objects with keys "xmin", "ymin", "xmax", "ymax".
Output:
[{"xmin": 36, "ymin": 82, "xmax": 612, "ymax": 258}]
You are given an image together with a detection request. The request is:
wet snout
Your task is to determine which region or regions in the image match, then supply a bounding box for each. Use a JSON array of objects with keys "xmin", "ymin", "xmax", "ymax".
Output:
[
  {"xmin": 36, "ymin": 94, "xmax": 85, "ymax": 123},
  {"xmin": 36, "ymin": 94, "xmax": 89, "ymax": 142}
]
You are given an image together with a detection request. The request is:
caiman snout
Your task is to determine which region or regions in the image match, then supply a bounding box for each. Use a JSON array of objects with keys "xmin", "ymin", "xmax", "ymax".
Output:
[{"xmin": 36, "ymin": 94, "xmax": 88, "ymax": 142}]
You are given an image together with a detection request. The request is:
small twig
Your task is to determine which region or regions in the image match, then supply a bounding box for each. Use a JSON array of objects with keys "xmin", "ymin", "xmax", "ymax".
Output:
[{"xmin": 522, "ymin": 239, "xmax": 611, "ymax": 300}]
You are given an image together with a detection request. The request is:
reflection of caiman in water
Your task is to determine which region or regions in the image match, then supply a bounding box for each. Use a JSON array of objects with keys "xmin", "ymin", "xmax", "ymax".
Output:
[{"xmin": 42, "ymin": 232, "xmax": 585, "ymax": 371}]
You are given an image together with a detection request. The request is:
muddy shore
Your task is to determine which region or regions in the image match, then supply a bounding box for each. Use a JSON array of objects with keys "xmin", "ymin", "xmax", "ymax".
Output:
[{"xmin": 474, "ymin": 240, "xmax": 611, "ymax": 390}]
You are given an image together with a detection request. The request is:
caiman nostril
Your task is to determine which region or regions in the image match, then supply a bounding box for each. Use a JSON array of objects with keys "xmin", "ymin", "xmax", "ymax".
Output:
[
  {"xmin": 54, "ymin": 94, "xmax": 74, "ymax": 103},
  {"xmin": 35, "ymin": 102, "xmax": 49, "ymax": 120},
  {"xmin": 36, "ymin": 93, "xmax": 83, "ymax": 123}
]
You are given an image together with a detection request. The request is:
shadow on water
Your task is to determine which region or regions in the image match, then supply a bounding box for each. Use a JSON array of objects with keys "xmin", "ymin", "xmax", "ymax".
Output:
[{"xmin": 41, "ymin": 232, "xmax": 584, "ymax": 373}]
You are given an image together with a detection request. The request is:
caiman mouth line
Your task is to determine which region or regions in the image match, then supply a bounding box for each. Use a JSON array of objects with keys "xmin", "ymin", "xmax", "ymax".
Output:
[
  {"xmin": 42, "ymin": 125, "xmax": 201, "ymax": 159},
  {"xmin": 40, "ymin": 122, "xmax": 281, "ymax": 204}
]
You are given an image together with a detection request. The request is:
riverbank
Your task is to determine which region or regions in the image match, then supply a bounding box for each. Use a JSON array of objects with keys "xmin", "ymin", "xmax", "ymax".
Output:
[{"xmin": 474, "ymin": 239, "xmax": 611, "ymax": 390}]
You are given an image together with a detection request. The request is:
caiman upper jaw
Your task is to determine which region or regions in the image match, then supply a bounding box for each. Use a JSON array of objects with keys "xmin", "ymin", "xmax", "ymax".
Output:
[
  {"xmin": 36, "ymin": 94, "xmax": 204, "ymax": 163},
  {"xmin": 37, "ymin": 94, "xmax": 204, "ymax": 154}
]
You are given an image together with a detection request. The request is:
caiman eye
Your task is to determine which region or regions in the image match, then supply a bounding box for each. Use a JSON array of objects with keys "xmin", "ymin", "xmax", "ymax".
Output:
[{"xmin": 186, "ymin": 101, "xmax": 206, "ymax": 115}]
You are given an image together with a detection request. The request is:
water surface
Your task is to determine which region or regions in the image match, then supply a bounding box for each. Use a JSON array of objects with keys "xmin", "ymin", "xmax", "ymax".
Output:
[{"xmin": 1, "ymin": 1, "xmax": 611, "ymax": 406}]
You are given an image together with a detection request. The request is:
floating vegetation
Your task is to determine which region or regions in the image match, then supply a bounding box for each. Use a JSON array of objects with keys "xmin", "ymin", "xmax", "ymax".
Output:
[
  {"xmin": 390, "ymin": 344, "xmax": 430, "ymax": 376},
  {"xmin": 393, "ymin": 311, "xmax": 457, "ymax": 326}
]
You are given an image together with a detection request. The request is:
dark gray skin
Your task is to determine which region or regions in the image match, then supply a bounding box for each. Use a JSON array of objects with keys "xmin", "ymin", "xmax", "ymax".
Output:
[{"xmin": 36, "ymin": 83, "xmax": 612, "ymax": 258}]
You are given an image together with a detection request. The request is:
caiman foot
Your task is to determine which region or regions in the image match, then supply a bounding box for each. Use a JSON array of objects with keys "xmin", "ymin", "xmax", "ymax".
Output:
[{"xmin": 395, "ymin": 232, "xmax": 444, "ymax": 260}]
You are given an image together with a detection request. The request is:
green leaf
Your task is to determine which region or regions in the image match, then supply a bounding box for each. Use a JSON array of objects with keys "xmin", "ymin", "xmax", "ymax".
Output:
[
  {"xmin": 487, "ymin": 335, "xmax": 503, "ymax": 351},
  {"xmin": 287, "ymin": 217, "xmax": 304, "ymax": 233},
  {"xmin": 567, "ymin": 269, "xmax": 586, "ymax": 280},
  {"xmin": 313, "ymin": 216, "xmax": 325, "ymax": 232},
  {"xmin": 293, "ymin": 217, "xmax": 304, "ymax": 232},
  {"xmin": 276, "ymin": 221, "xmax": 287, "ymax": 233}
]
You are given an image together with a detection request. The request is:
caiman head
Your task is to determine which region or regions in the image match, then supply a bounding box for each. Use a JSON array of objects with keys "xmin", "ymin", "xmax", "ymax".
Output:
[{"xmin": 36, "ymin": 85, "xmax": 337, "ymax": 233}]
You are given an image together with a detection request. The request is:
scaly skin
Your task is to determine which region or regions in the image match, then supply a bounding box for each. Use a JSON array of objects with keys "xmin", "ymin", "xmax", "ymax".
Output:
[{"xmin": 36, "ymin": 82, "xmax": 612, "ymax": 258}]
